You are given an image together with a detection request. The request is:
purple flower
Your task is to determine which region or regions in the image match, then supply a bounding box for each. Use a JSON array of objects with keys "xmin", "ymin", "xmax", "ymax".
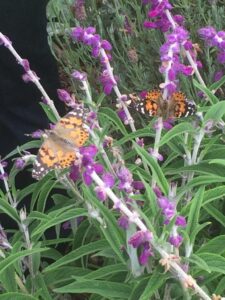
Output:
[
  {"xmin": 99, "ymin": 70, "xmax": 117, "ymax": 95},
  {"xmin": 0, "ymin": 173, "xmax": 8, "ymax": 180},
  {"xmin": 69, "ymin": 165, "xmax": 80, "ymax": 181},
  {"xmin": 118, "ymin": 215, "xmax": 130, "ymax": 229},
  {"xmin": 94, "ymin": 186, "xmax": 107, "ymax": 201},
  {"xmin": 139, "ymin": 243, "xmax": 153, "ymax": 265},
  {"xmin": 148, "ymin": 0, "xmax": 173, "ymax": 18},
  {"xmin": 198, "ymin": 26, "xmax": 217, "ymax": 40},
  {"xmin": 148, "ymin": 148, "xmax": 164, "ymax": 161},
  {"xmin": 117, "ymin": 109, "xmax": 127, "ymax": 123},
  {"xmin": 154, "ymin": 188, "xmax": 176, "ymax": 223},
  {"xmin": 15, "ymin": 158, "xmax": 26, "ymax": 170},
  {"xmin": 213, "ymin": 70, "xmax": 224, "ymax": 82},
  {"xmin": 128, "ymin": 230, "xmax": 152, "ymax": 248},
  {"xmin": 199, "ymin": 26, "xmax": 225, "ymax": 65},
  {"xmin": 169, "ymin": 234, "xmax": 183, "ymax": 248},
  {"xmin": 102, "ymin": 173, "xmax": 115, "ymax": 188},
  {"xmin": 21, "ymin": 59, "xmax": 30, "ymax": 72},
  {"xmin": 71, "ymin": 26, "xmax": 112, "ymax": 60},
  {"xmin": 117, "ymin": 167, "xmax": 133, "ymax": 193},
  {"xmin": 175, "ymin": 216, "xmax": 186, "ymax": 227},
  {"xmin": 101, "ymin": 40, "xmax": 112, "ymax": 51},
  {"xmin": 71, "ymin": 70, "xmax": 87, "ymax": 81},
  {"xmin": 57, "ymin": 89, "xmax": 71, "ymax": 103},
  {"xmin": 217, "ymin": 52, "xmax": 225, "ymax": 64},
  {"xmin": 31, "ymin": 129, "xmax": 44, "ymax": 139},
  {"xmin": 132, "ymin": 181, "xmax": 145, "ymax": 191}
]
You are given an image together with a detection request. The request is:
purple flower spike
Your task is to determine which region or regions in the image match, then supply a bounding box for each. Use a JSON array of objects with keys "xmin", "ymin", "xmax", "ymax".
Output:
[
  {"xmin": 128, "ymin": 230, "xmax": 152, "ymax": 248},
  {"xmin": 199, "ymin": 26, "xmax": 225, "ymax": 65},
  {"xmin": 169, "ymin": 234, "xmax": 183, "ymax": 248}
]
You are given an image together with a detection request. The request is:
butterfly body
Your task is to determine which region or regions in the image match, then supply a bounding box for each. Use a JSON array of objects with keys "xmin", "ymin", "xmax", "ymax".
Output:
[
  {"xmin": 32, "ymin": 108, "xmax": 89, "ymax": 180},
  {"xmin": 129, "ymin": 90, "xmax": 196, "ymax": 120}
]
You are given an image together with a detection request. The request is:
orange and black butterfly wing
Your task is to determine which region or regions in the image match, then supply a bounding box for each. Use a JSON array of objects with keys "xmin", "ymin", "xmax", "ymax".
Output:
[
  {"xmin": 128, "ymin": 90, "xmax": 161, "ymax": 117},
  {"xmin": 172, "ymin": 92, "xmax": 196, "ymax": 118},
  {"xmin": 32, "ymin": 107, "xmax": 89, "ymax": 180}
]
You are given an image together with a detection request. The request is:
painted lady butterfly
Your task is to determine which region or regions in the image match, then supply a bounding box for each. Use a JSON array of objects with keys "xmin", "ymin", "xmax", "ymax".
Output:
[
  {"xmin": 128, "ymin": 90, "xmax": 196, "ymax": 119},
  {"xmin": 32, "ymin": 107, "xmax": 89, "ymax": 180}
]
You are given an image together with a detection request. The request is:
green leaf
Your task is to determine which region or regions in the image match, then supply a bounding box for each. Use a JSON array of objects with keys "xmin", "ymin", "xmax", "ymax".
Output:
[
  {"xmin": 31, "ymin": 208, "xmax": 87, "ymax": 237},
  {"xmin": 99, "ymin": 107, "xmax": 128, "ymax": 135},
  {"xmin": 0, "ymin": 198, "xmax": 20, "ymax": 223},
  {"xmin": 209, "ymin": 74, "xmax": 225, "ymax": 91},
  {"xmin": 0, "ymin": 248, "xmax": 48, "ymax": 276},
  {"xmin": 188, "ymin": 254, "xmax": 211, "ymax": 273},
  {"xmin": 139, "ymin": 271, "xmax": 168, "ymax": 300},
  {"xmin": 209, "ymin": 159, "xmax": 225, "ymax": 166},
  {"xmin": 0, "ymin": 294, "xmax": 38, "ymax": 300},
  {"xmin": 203, "ymin": 185, "xmax": 225, "ymax": 205},
  {"xmin": 84, "ymin": 264, "xmax": 127, "ymax": 280},
  {"xmin": 35, "ymin": 273, "xmax": 53, "ymax": 300},
  {"xmin": 44, "ymin": 240, "xmax": 108, "ymax": 272},
  {"xmin": 39, "ymin": 102, "xmax": 58, "ymax": 123},
  {"xmin": 186, "ymin": 186, "xmax": 204, "ymax": 244},
  {"xmin": 204, "ymin": 101, "xmax": 225, "ymax": 123},
  {"xmin": 197, "ymin": 235, "xmax": 225, "ymax": 255},
  {"xmin": 0, "ymin": 265, "xmax": 17, "ymax": 292},
  {"xmin": 159, "ymin": 122, "xmax": 195, "ymax": 146},
  {"xmin": 134, "ymin": 144, "xmax": 169, "ymax": 195},
  {"xmin": 196, "ymin": 253, "xmax": 225, "ymax": 274},
  {"xmin": 137, "ymin": 171, "xmax": 157, "ymax": 216},
  {"xmin": 193, "ymin": 79, "xmax": 219, "ymax": 104},
  {"xmin": 54, "ymin": 279, "xmax": 132, "ymax": 298},
  {"xmin": 204, "ymin": 204, "xmax": 225, "ymax": 227},
  {"xmin": 116, "ymin": 128, "xmax": 154, "ymax": 146},
  {"xmin": 215, "ymin": 275, "xmax": 225, "ymax": 295},
  {"xmin": 179, "ymin": 175, "xmax": 225, "ymax": 194},
  {"xmin": 83, "ymin": 187, "xmax": 126, "ymax": 264},
  {"xmin": 44, "ymin": 267, "xmax": 91, "ymax": 286}
]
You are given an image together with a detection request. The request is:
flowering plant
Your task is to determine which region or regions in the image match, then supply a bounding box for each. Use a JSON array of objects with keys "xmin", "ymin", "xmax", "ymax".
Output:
[{"xmin": 0, "ymin": 1, "xmax": 225, "ymax": 299}]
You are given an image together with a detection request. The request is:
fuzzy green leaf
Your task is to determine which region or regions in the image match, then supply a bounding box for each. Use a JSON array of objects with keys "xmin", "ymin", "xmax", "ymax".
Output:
[
  {"xmin": 44, "ymin": 240, "xmax": 109, "ymax": 272},
  {"xmin": 159, "ymin": 122, "xmax": 195, "ymax": 146},
  {"xmin": 204, "ymin": 101, "xmax": 225, "ymax": 123},
  {"xmin": 186, "ymin": 186, "xmax": 205, "ymax": 244},
  {"xmin": 54, "ymin": 279, "xmax": 132, "ymax": 298},
  {"xmin": 134, "ymin": 144, "xmax": 169, "ymax": 195}
]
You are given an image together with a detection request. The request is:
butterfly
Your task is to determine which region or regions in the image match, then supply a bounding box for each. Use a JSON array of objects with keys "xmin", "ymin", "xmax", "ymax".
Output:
[
  {"xmin": 32, "ymin": 107, "xmax": 89, "ymax": 180},
  {"xmin": 128, "ymin": 90, "xmax": 196, "ymax": 120}
]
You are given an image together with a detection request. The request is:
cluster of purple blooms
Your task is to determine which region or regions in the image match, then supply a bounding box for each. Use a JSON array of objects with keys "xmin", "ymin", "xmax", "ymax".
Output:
[
  {"xmin": 143, "ymin": 0, "xmax": 201, "ymax": 95},
  {"xmin": 154, "ymin": 186, "xmax": 186, "ymax": 248},
  {"xmin": 198, "ymin": 27, "xmax": 225, "ymax": 64},
  {"xmin": 198, "ymin": 26, "xmax": 225, "ymax": 80},
  {"xmin": 71, "ymin": 27, "xmax": 116, "ymax": 95},
  {"xmin": 69, "ymin": 144, "xmax": 154, "ymax": 264}
]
